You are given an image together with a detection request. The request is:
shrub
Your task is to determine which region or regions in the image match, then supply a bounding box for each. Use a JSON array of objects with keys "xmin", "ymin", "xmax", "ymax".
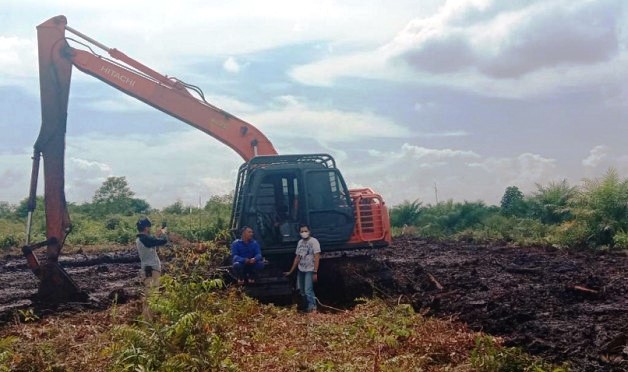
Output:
[
  {"xmin": 470, "ymin": 335, "xmax": 568, "ymax": 372},
  {"xmin": 0, "ymin": 234, "xmax": 19, "ymax": 250}
]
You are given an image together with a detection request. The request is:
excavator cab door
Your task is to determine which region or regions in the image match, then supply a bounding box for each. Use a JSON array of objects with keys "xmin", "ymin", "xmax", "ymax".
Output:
[
  {"xmin": 244, "ymin": 170, "xmax": 302, "ymax": 248},
  {"xmin": 303, "ymin": 169, "xmax": 354, "ymax": 246}
]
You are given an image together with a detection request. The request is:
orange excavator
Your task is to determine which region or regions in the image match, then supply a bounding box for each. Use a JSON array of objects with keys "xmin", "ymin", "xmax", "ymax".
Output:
[{"xmin": 24, "ymin": 15, "xmax": 391, "ymax": 302}]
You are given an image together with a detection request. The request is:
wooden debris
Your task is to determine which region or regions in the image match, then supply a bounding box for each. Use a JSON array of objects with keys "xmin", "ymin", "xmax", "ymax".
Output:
[
  {"xmin": 571, "ymin": 285, "xmax": 598, "ymax": 294},
  {"xmin": 427, "ymin": 273, "xmax": 444, "ymax": 290}
]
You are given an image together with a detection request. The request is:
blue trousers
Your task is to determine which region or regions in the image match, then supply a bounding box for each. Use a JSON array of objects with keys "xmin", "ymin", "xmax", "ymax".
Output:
[
  {"xmin": 297, "ymin": 270, "xmax": 316, "ymax": 311},
  {"xmin": 233, "ymin": 261, "xmax": 265, "ymax": 280}
]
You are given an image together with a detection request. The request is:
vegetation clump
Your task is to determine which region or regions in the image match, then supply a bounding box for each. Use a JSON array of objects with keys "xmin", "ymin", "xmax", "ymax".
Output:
[{"xmin": 391, "ymin": 168, "xmax": 628, "ymax": 251}]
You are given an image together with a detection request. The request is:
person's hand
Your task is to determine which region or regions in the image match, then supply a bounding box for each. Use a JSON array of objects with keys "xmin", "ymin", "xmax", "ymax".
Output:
[
  {"xmin": 313, "ymin": 272, "xmax": 318, "ymax": 283},
  {"xmin": 283, "ymin": 271, "xmax": 292, "ymax": 277}
]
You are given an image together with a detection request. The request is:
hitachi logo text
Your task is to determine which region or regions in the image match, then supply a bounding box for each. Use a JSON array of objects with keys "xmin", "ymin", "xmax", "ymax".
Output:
[{"xmin": 100, "ymin": 66, "xmax": 136, "ymax": 87}]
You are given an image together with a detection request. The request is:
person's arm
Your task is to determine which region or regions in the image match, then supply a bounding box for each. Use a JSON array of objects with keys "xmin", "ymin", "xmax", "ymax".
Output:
[
  {"xmin": 231, "ymin": 241, "xmax": 245, "ymax": 264},
  {"xmin": 313, "ymin": 252, "xmax": 320, "ymax": 282},
  {"xmin": 284, "ymin": 255, "xmax": 300, "ymax": 276},
  {"xmin": 312, "ymin": 238, "xmax": 321, "ymax": 281},
  {"xmin": 138, "ymin": 234, "xmax": 167, "ymax": 248}
]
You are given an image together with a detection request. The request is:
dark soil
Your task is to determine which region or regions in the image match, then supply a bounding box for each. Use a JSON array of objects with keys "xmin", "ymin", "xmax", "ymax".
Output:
[
  {"xmin": 1, "ymin": 237, "xmax": 626, "ymax": 371},
  {"xmin": 0, "ymin": 250, "xmax": 142, "ymax": 324},
  {"xmin": 372, "ymin": 237, "xmax": 628, "ymax": 372}
]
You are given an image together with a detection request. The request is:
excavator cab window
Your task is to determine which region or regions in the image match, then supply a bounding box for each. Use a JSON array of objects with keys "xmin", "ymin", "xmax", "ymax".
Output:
[
  {"xmin": 252, "ymin": 172, "xmax": 301, "ymax": 246},
  {"xmin": 304, "ymin": 169, "xmax": 354, "ymax": 244}
]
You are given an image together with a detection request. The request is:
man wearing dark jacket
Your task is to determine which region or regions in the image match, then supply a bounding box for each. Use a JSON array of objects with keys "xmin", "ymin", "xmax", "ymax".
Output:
[{"xmin": 136, "ymin": 217, "xmax": 168, "ymax": 318}]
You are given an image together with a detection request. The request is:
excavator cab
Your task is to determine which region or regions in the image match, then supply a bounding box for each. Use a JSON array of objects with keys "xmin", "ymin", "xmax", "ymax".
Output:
[{"xmin": 231, "ymin": 154, "xmax": 355, "ymax": 255}]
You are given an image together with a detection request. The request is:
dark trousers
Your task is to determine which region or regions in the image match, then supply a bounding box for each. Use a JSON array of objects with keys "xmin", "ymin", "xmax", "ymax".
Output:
[{"xmin": 233, "ymin": 261, "xmax": 265, "ymax": 280}]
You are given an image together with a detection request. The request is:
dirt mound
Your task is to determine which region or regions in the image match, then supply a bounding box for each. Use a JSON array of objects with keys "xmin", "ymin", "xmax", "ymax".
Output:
[{"xmin": 374, "ymin": 237, "xmax": 628, "ymax": 372}]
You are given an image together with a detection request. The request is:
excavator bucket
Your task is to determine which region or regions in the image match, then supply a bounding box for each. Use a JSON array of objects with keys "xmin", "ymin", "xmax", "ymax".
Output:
[
  {"xmin": 36, "ymin": 263, "xmax": 87, "ymax": 303},
  {"xmin": 23, "ymin": 240, "xmax": 87, "ymax": 303}
]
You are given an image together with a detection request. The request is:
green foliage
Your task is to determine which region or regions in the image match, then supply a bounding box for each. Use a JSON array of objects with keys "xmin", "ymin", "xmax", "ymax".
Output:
[
  {"xmin": 0, "ymin": 336, "xmax": 17, "ymax": 372},
  {"xmin": 390, "ymin": 200, "xmax": 422, "ymax": 227},
  {"xmin": 414, "ymin": 200, "xmax": 499, "ymax": 238},
  {"xmin": 204, "ymin": 194, "xmax": 233, "ymax": 223},
  {"xmin": 0, "ymin": 233, "xmax": 20, "ymax": 250},
  {"xmin": 470, "ymin": 335, "xmax": 568, "ymax": 372},
  {"xmin": 501, "ymin": 186, "xmax": 528, "ymax": 217},
  {"xmin": 528, "ymin": 180, "xmax": 576, "ymax": 225},
  {"xmin": 6, "ymin": 169, "xmax": 628, "ymax": 253},
  {"xmin": 0, "ymin": 202, "xmax": 14, "ymax": 219},
  {"xmin": 164, "ymin": 196, "xmax": 233, "ymax": 242},
  {"xmin": 90, "ymin": 176, "xmax": 151, "ymax": 217},
  {"xmin": 108, "ymin": 246, "xmax": 238, "ymax": 371},
  {"xmin": 612, "ymin": 230, "xmax": 628, "ymax": 250},
  {"xmin": 567, "ymin": 168, "xmax": 628, "ymax": 248},
  {"xmin": 14, "ymin": 196, "xmax": 45, "ymax": 219},
  {"xmin": 163, "ymin": 200, "xmax": 186, "ymax": 214},
  {"xmin": 93, "ymin": 176, "xmax": 135, "ymax": 203},
  {"xmin": 7, "ymin": 340, "xmax": 62, "ymax": 371}
]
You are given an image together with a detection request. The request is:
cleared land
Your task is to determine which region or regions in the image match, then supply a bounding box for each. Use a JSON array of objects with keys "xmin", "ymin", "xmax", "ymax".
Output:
[{"xmin": 1, "ymin": 237, "xmax": 626, "ymax": 371}]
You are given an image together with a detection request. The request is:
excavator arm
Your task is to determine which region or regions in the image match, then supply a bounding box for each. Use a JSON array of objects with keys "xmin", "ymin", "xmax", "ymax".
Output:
[{"xmin": 25, "ymin": 15, "xmax": 277, "ymax": 301}]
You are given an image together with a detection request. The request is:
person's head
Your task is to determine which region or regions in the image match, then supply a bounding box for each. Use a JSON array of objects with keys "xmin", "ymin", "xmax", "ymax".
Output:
[
  {"xmin": 240, "ymin": 226, "xmax": 254, "ymax": 242},
  {"xmin": 136, "ymin": 217, "xmax": 152, "ymax": 233},
  {"xmin": 299, "ymin": 224, "xmax": 311, "ymax": 239}
]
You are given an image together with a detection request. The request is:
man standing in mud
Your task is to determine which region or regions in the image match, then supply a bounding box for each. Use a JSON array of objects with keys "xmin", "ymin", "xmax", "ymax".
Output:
[{"xmin": 136, "ymin": 217, "xmax": 168, "ymax": 318}]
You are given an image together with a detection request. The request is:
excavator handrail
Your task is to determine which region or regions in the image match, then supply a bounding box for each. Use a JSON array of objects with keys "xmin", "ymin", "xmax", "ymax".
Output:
[{"xmin": 350, "ymin": 189, "xmax": 388, "ymax": 243}]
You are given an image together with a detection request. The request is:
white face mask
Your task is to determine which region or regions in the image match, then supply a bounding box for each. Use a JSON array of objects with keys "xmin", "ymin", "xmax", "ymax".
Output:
[{"xmin": 300, "ymin": 231, "xmax": 310, "ymax": 239}]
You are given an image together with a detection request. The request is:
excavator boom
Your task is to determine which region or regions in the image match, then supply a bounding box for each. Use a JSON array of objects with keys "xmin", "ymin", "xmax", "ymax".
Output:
[{"xmin": 26, "ymin": 15, "xmax": 277, "ymax": 301}]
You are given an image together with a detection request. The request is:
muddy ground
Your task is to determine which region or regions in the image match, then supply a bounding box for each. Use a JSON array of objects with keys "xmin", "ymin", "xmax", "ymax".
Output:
[{"xmin": 1, "ymin": 237, "xmax": 627, "ymax": 371}]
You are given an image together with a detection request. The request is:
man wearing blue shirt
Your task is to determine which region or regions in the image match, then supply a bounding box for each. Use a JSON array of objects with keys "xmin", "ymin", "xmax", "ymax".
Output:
[{"xmin": 231, "ymin": 226, "xmax": 264, "ymax": 284}]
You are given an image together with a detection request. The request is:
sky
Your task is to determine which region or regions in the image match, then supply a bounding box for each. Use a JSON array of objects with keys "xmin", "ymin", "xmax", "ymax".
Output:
[{"xmin": 0, "ymin": 0, "xmax": 627, "ymax": 209}]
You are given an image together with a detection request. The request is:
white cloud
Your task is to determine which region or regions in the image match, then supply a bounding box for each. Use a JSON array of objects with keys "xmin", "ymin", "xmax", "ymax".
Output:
[
  {"xmin": 290, "ymin": 0, "xmax": 626, "ymax": 98},
  {"xmin": 390, "ymin": 0, "xmax": 620, "ymax": 78},
  {"xmin": 582, "ymin": 145, "xmax": 609, "ymax": 168},
  {"xmin": 0, "ymin": 36, "xmax": 36, "ymax": 81},
  {"xmin": 223, "ymin": 57, "xmax": 241, "ymax": 73},
  {"xmin": 249, "ymin": 96, "xmax": 412, "ymax": 144},
  {"xmin": 82, "ymin": 95, "xmax": 155, "ymax": 113},
  {"xmin": 0, "ymin": 153, "xmax": 33, "ymax": 203},
  {"xmin": 63, "ymin": 131, "xmax": 242, "ymax": 207},
  {"xmin": 345, "ymin": 143, "xmax": 557, "ymax": 206}
]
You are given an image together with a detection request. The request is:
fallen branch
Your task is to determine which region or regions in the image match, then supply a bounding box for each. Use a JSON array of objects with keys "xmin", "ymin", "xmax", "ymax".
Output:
[
  {"xmin": 571, "ymin": 285, "xmax": 598, "ymax": 294},
  {"xmin": 427, "ymin": 273, "xmax": 444, "ymax": 290}
]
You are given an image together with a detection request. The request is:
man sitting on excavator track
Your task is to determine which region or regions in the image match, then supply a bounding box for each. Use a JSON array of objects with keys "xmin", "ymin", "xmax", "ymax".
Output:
[{"xmin": 231, "ymin": 226, "xmax": 265, "ymax": 285}]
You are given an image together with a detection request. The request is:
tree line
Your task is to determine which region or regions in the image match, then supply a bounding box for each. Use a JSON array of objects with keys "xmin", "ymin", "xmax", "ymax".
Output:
[
  {"xmin": 0, "ymin": 176, "xmax": 232, "ymax": 249},
  {"xmin": 389, "ymin": 168, "xmax": 628, "ymax": 250},
  {"xmin": 2, "ymin": 169, "xmax": 628, "ymax": 251}
]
